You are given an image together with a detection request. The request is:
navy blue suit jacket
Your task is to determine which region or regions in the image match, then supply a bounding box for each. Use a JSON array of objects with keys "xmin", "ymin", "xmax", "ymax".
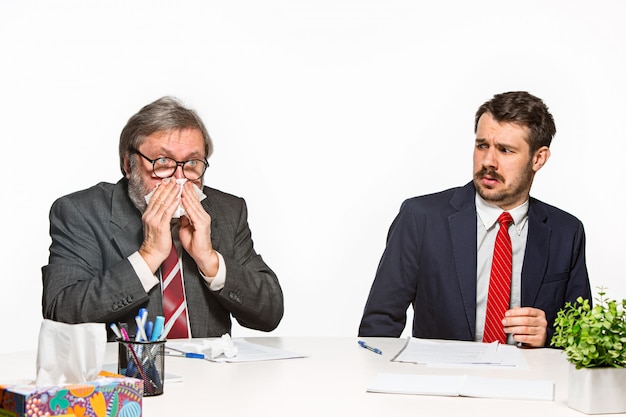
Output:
[{"xmin": 358, "ymin": 182, "xmax": 591, "ymax": 346}]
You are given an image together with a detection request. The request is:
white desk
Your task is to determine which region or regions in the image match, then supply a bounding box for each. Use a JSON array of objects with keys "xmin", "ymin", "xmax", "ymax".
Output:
[{"xmin": 0, "ymin": 337, "xmax": 605, "ymax": 416}]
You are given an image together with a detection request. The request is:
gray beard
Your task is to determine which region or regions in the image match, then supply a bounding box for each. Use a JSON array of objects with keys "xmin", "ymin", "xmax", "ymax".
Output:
[{"xmin": 128, "ymin": 168, "xmax": 149, "ymax": 213}]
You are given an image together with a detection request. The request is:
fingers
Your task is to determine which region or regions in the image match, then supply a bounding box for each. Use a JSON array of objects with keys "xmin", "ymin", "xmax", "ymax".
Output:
[
  {"xmin": 178, "ymin": 182, "xmax": 214, "ymax": 267},
  {"xmin": 146, "ymin": 179, "xmax": 180, "ymax": 219},
  {"xmin": 180, "ymin": 182, "xmax": 210, "ymax": 228},
  {"xmin": 139, "ymin": 180, "xmax": 180, "ymax": 271},
  {"xmin": 503, "ymin": 307, "xmax": 548, "ymax": 347}
]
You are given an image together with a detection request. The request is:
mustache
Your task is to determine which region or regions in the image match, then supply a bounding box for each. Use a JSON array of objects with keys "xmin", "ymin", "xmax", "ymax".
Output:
[{"xmin": 474, "ymin": 168, "xmax": 505, "ymax": 183}]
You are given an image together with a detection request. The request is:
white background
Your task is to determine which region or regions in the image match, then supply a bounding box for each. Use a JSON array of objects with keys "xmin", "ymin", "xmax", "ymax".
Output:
[{"xmin": 1, "ymin": 0, "xmax": 625, "ymax": 354}]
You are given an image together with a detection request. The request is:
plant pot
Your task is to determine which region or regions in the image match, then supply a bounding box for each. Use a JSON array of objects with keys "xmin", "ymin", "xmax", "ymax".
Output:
[{"xmin": 567, "ymin": 364, "xmax": 626, "ymax": 414}]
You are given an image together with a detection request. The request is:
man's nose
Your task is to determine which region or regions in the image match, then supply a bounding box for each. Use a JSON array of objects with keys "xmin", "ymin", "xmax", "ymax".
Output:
[
  {"xmin": 482, "ymin": 147, "xmax": 497, "ymax": 168},
  {"xmin": 173, "ymin": 164, "xmax": 186, "ymax": 179}
]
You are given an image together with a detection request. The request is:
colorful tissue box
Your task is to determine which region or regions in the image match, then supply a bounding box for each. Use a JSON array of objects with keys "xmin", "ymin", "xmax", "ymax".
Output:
[{"xmin": 0, "ymin": 371, "xmax": 142, "ymax": 417}]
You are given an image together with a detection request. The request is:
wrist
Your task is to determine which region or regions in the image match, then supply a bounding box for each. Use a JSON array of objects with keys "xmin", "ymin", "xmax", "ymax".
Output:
[{"xmin": 198, "ymin": 250, "xmax": 220, "ymax": 277}]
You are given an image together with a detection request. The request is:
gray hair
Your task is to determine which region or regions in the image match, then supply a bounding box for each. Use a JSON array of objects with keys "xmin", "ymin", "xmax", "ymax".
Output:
[{"xmin": 119, "ymin": 96, "xmax": 214, "ymax": 176}]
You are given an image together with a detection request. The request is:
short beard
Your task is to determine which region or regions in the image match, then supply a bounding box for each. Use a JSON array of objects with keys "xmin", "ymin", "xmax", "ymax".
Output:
[
  {"xmin": 127, "ymin": 159, "xmax": 150, "ymax": 213},
  {"xmin": 473, "ymin": 161, "xmax": 534, "ymax": 206}
]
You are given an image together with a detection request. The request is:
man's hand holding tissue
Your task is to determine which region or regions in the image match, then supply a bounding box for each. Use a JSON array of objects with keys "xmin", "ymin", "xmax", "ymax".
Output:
[
  {"xmin": 139, "ymin": 178, "xmax": 181, "ymax": 273},
  {"xmin": 178, "ymin": 180, "xmax": 219, "ymax": 277},
  {"xmin": 139, "ymin": 179, "xmax": 219, "ymax": 278}
]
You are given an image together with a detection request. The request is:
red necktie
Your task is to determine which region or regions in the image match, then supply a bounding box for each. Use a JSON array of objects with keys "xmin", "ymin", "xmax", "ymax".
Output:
[
  {"xmin": 483, "ymin": 212, "xmax": 514, "ymax": 344},
  {"xmin": 161, "ymin": 243, "xmax": 190, "ymax": 339}
]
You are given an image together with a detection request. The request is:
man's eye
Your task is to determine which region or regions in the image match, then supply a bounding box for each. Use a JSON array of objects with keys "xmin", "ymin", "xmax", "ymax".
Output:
[
  {"xmin": 477, "ymin": 144, "xmax": 487, "ymax": 149},
  {"xmin": 156, "ymin": 157, "xmax": 170, "ymax": 165}
]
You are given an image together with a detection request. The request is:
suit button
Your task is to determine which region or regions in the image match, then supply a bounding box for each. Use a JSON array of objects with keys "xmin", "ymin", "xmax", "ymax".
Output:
[{"xmin": 229, "ymin": 292, "xmax": 242, "ymax": 304}]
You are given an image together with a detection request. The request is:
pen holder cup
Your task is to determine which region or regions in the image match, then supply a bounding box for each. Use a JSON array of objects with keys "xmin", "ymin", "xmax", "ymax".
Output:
[{"xmin": 118, "ymin": 339, "xmax": 166, "ymax": 397}]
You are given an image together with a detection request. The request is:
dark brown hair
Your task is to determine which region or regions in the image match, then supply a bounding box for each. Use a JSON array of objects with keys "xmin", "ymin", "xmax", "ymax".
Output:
[{"xmin": 474, "ymin": 91, "xmax": 556, "ymax": 153}]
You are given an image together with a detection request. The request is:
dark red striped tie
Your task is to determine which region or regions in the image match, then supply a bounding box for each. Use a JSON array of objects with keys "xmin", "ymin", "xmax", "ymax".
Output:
[
  {"xmin": 161, "ymin": 243, "xmax": 190, "ymax": 339},
  {"xmin": 483, "ymin": 212, "xmax": 513, "ymax": 344}
]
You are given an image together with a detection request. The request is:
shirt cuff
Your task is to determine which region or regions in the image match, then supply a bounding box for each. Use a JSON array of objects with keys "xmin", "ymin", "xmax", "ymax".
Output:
[
  {"xmin": 200, "ymin": 251, "xmax": 226, "ymax": 291},
  {"xmin": 128, "ymin": 251, "xmax": 159, "ymax": 292}
]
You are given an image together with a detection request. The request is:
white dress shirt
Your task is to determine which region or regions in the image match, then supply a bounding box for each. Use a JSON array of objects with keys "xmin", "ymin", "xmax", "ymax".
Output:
[{"xmin": 474, "ymin": 193, "xmax": 529, "ymax": 344}]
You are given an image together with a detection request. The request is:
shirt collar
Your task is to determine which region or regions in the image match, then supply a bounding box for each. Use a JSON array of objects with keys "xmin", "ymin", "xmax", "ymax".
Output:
[{"xmin": 475, "ymin": 193, "xmax": 529, "ymax": 236}]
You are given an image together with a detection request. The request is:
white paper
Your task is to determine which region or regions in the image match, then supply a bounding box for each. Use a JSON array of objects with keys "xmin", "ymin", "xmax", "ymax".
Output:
[
  {"xmin": 36, "ymin": 320, "xmax": 107, "ymax": 386},
  {"xmin": 166, "ymin": 338, "xmax": 306, "ymax": 362},
  {"xmin": 392, "ymin": 337, "xmax": 527, "ymax": 369},
  {"xmin": 166, "ymin": 334, "xmax": 238, "ymax": 360},
  {"xmin": 367, "ymin": 373, "xmax": 554, "ymax": 401}
]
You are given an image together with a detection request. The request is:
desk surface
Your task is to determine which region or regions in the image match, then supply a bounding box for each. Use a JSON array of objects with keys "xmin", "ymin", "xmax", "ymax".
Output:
[{"xmin": 0, "ymin": 337, "xmax": 603, "ymax": 416}]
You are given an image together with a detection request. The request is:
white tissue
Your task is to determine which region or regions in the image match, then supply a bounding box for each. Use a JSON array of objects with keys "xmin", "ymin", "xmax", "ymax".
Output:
[
  {"xmin": 144, "ymin": 178, "xmax": 207, "ymax": 218},
  {"xmin": 169, "ymin": 334, "xmax": 238, "ymax": 360},
  {"xmin": 36, "ymin": 320, "xmax": 106, "ymax": 386}
]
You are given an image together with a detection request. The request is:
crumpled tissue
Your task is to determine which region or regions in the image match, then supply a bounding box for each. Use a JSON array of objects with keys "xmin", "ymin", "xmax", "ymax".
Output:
[
  {"xmin": 144, "ymin": 178, "xmax": 207, "ymax": 219},
  {"xmin": 36, "ymin": 319, "xmax": 106, "ymax": 386},
  {"xmin": 168, "ymin": 334, "xmax": 238, "ymax": 360}
]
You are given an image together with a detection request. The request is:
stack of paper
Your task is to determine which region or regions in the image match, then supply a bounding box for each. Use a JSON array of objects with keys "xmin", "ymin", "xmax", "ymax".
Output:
[
  {"xmin": 392, "ymin": 337, "xmax": 527, "ymax": 368},
  {"xmin": 367, "ymin": 373, "xmax": 554, "ymax": 401}
]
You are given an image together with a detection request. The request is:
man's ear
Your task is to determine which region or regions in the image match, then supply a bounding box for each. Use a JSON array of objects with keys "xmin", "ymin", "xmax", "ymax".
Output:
[{"xmin": 532, "ymin": 146, "xmax": 551, "ymax": 173}]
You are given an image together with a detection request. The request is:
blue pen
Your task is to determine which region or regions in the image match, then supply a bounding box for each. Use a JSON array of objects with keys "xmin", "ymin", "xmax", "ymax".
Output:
[
  {"xmin": 358, "ymin": 340, "xmax": 382, "ymax": 355},
  {"xmin": 165, "ymin": 350, "xmax": 205, "ymax": 359}
]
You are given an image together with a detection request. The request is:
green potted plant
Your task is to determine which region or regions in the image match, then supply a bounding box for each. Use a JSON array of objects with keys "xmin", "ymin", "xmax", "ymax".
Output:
[{"xmin": 551, "ymin": 287, "xmax": 626, "ymax": 414}]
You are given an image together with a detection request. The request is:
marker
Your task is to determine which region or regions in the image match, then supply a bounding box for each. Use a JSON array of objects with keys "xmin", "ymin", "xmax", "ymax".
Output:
[
  {"xmin": 109, "ymin": 323, "xmax": 123, "ymax": 340},
  {"xmin": 146, "ymin": 321, "xmax": 154, "ymax": 341},
  {"xmin": 138, "ymin": 308, "xmax": 148, "ymax": 327},
  {"xmin": 151, "ymin": 316, "xmax": 165, "ymax": 341},
  {"xmin": 358, "ymin": 340, "xmax": 382, "ymax": 355},
  {"xmin": 165, "ymin": 350, "xmax": 205, "ymax": 359},
  {"xmin": 160, "ymin": 316, "xmax": 175, "ymax": 341},
  {"xmin": 135, "ymin": 315, "xmax": 148, "ymax": 342}
]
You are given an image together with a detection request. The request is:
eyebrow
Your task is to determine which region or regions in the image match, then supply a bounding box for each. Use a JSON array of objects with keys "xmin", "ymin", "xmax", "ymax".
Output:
[
  {"xmin": 152, "ymin": 148, "xmax": 205, "ymax": 159},
  {"xmin": 475, "ymin": 138, "xmax": 522, "ymax": 151}
]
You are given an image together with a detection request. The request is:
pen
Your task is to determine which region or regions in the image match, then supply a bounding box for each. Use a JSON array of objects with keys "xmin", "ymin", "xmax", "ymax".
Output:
[
  {"xmin": 120, "ymin": 327, "xmax": 131, "ymax": 341},
  {"xmin": 165, "ymin": 350, "xmax": 205, "ymax": 359},
  {"xmin": 358, "ymin": 340, "xmax": 382, "ymax": 355}
]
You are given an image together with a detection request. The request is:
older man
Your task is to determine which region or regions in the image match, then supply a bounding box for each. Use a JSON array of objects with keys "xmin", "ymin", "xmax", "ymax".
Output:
[{"xmin": 43, "ymin": 96, "xmax": 284, "ymax": 340}]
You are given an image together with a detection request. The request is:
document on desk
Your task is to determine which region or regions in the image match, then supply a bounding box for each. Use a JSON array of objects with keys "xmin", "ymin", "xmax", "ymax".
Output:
[
  {"xmin": 166, "ymin": 338, "xmax": 306, "ymax": 363},
  {"xmin": 215, "ymin": 338, "xmax": 306, "ymax": 363},
  {"xmin": 367, "ymin": 374, "xmax": 554, "ymax": 401},
  {"xmin": 392, "ymin": 337, "xmax": 527, "ymax": 369}
]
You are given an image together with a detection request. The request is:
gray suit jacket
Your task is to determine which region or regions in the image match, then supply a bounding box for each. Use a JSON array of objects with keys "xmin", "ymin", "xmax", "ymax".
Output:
[{"xmin": 42, "ymin": 179, "xmax": 284, "ymax": 340}]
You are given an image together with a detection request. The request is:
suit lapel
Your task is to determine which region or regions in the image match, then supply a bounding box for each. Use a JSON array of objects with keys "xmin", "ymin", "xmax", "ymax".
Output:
[
  {"xmin": 110, "ymin": 180, "xmax": 144, "ymax": 257},
  {"xmin": 201, "ymin": 188, "xmax": 223, "ymax": 252},
  {"xmin": 449, "ymin": 183, "xmax": 479, "ymax": 339},
  {"xmin": 521, "ymin": 199, "xmax": 550, "ymax": 305}
]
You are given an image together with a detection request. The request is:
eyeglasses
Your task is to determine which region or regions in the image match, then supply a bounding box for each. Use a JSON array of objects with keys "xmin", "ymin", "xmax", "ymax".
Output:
[{"xmin": 134, "ymin": 150, "xmax": 209, "ymax": 180}]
